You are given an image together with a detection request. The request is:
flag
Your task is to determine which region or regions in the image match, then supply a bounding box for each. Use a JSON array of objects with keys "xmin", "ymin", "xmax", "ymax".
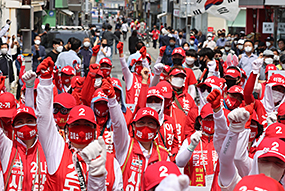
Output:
[{"xmin": 190, "ymin": 0, "xmax": 240, "ymax": 21}]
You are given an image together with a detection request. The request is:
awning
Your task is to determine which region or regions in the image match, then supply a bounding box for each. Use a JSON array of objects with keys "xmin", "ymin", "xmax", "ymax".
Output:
[
  {"xmin": 61, "ymin": 9, "xmax": 74, "ymax": 17},
  {"xmin": 157, "ymin": 12, "xmax": 167, "ymax": 19}
]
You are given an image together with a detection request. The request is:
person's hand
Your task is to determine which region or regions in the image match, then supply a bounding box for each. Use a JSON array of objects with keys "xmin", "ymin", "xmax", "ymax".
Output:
[
  {"xmin": 36, "ymin": 57, "xmax": 54, "ymax": 79},
  {"xmin": 101, "ymin": 78, "xmax": 115, "ymax": 98},
  {"xmin": 206, "ymin": 89, "xmax": 221, "ymax": 110},
  {"xmin": 7, "ymin": 35, "xmax": 10, "ymax": 39},
  {"xmin": 252, "ymin": 58, "xmax": 264, "ymax": 75},
  {"xmin": 22, "ymin": 70, "xmax": 36, "ymax": 88},
  {"xmin": 141, "ymin": 67, "xmax": 149, "ymax": 83},
  {"xmin": 117, "ymin": 41, "xmax": 124, "ymax": 54},
  {"xmin": 14, "ymin": 41, "xmax": 19, "ymax": 47},
  {"xmin": 88, "ymin": 64, "xmax": 100, "ymax": 78},
  {"xmin": 17, "ymin": 55, "xmax": 25, "ymax": 66},
  {"xmin": 101, "ymin": 48, "xmax": 104, "ymax": 52},
  {"xmin": 154, "ymin": 63, "xmax": 164, "ymax": 76},
  {"xmin": 187, "ymin": 131, "xmax": 202, "ymax": 152},
  {"xmin": 37, "ymin": 57, "xmax": 42, "ymax": 61},
  {"xmin": 6, "ymin": 19, "xmax": 11, "ymax": 25},
  {"xmin": 92, "ymin": 45, "xmax": 100, "ymax": 57},
  {"xmin": 139, "ymin": 46, "xmax": 147, "ymax": 59},
  {"xmin": 159, "ymin": 46, "xmax": 166, "ymax": 57},
  {"xmin": 228, "ymin": 107, "xmax": 250, "ymax": 133},
  {"xmin": 53, "ymin": 65, "xmax": 61, "ymax": 76},
  {"xmin": 35, "ymin": 44, "xmax": 39, "ymax": 50},
  {"xmin": 73, "ymin": 60, "xmax": 80, "ymax": 72},
  {"xmin": 80, "ymin": 136, "xmax": 106, "ymax": 177},
  {"xmin": 0, "ymin": 76, "xmax": 6, "ymax": 90},
  {"xmin": 267, "ymin": 111, "xmax": 278, "ymax": 126}
]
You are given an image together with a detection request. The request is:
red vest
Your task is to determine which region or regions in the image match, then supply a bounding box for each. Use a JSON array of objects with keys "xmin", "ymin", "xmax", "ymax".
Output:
[
  {"xmin": 184, "ymin": 135, "xmax": 218, "ymax": 187},
  {"xmin": 121, "ymin": 138, "xmax": 169, "ymax": 191},
  {"xmin": 184, "ymin": 68, "xmax": 198, "ymax": 92},
  {"xmin": 4, "ymin": 139, "xmax": 47, "ymax": 191},
  {"xmin": 105, "ymin": 154, "xmax": 115, "ymax": 191},
  {"xmin": 126, "ymin": 73, "xmax": 143, "ymax": 105},
  {"xmin": 96, "ymin": 126, "xmax": 115, "ymax": 155}
]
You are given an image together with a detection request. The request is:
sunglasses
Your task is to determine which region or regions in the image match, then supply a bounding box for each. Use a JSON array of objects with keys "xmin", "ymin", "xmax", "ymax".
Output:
[{"xmin": 53, "ymin": 107, "xmax": 70, "ymax": 115}]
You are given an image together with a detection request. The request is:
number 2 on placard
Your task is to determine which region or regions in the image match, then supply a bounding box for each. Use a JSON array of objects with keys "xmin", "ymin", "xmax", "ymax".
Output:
[
  {"xmin": 159, "ymin": 166, "xmax": 168, "ymax": 177},
  {"xmin": 79, "ymin": 108, "xmax": 85, "ymax": 116}
]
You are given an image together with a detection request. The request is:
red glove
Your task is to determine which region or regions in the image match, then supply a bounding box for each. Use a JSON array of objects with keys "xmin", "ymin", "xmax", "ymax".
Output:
[
  {"xmin": 206, "ymin": 89, "xmax": 221, "ymax": 109},
  {"xmin": 244, "ymin": 103, "xmax": 254, "ymax": 115},
  {"xmin": 101, "ymin": 78, "xmax": 115, "ymax": 98},
  {"xmin": 159, "ymin": 46, "xmax": 166, "ymax": 57},
  {"xmin": 139, "ymin": 46, "xmax": 147, "ymax": 59},
  {"xmin": 36, "ymin": 57, "xmax": 54, "ymax": 79},
  {"xmin": 92, "ymin": 45, "xmax": 100, "ymax": 57},
  {"xmin": 0, "ymin": 76, "xmax": 6, "ymax": 90},
  {"xmin": 117, "ymin": 42, "xmax": 124, "ymax": 54},
  {"xmin": 53, "ymin": 65, "xmax": 60, "ymax": 76},
  {"xmin": 17, "ymin": 55, "xmax": 24, "ymax": 66},
  {"xmin": 88, "ymin": 64, "xmax": 100, "ymax": 78},
  {"xmin": 130, "ymin": 59, "xmax": 136, "ymax": 67}
]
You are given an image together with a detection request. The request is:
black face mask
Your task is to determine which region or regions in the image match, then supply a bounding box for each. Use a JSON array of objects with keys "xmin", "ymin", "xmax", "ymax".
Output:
[
  {"xmin": 226, "ymin": 79, "xmax": 237, "ymax": 89},
  {"xmin": 179, "ymin": 35, "xmax": 183, "ymax": 38},
  {"xmin": 172, "ymin": 58, "xmax": 183, "ymax": 65},
  {"xmin": 102, "ymin": 44, "xmax": 107, "ymax": 48}
]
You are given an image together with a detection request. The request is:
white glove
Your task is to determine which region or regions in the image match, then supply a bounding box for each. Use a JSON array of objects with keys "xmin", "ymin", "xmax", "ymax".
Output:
[
  {"xmin": 155, "ymin": 174, "xmax": 190, "ymax": 191},
  {"xmin": 86, "ymin": 136, "xmax": 107, "ymax": 177},
  {"xmin": 187, "ymin": 131, "xmax": 202, "ymax": 152},
  {"xmin": 252, "ymin": 58, "xmax": 264, "ymax": 74},
  {"xmin": 154, "ymin": 63, "xmax": 164, "ymax": 76},
  {"xmin": 228, "ymin": 108, "xmax": 250, "ymax": 133},
  {"xmin": 80, "ymin": 139, "xmax": 103, "ymax": 163},
  {"xmin": 267, "ymin": 112, "xmax": 278, "ymax": 126},
  {"xmin": 22, "ymin": 70, "xmax": 36, "ymax": 88}
]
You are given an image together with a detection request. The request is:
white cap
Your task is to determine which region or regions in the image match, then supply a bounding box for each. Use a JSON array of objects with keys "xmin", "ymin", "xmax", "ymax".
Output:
[{"xmin": 238, "ymin": 39, "xmax": 245, "ymax": 45}]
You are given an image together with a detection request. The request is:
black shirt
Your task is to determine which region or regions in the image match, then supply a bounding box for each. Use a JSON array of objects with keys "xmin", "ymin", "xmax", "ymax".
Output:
[
  {"xmin": 46, "ymin": 50, "xmax": 59, "ymax": 63},
  {"xmin": 114, "ymin": 31, "xmax": 122, "ymax": 42}
]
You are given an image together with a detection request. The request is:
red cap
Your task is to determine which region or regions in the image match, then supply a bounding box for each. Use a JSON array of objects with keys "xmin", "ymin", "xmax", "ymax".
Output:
[
  {"xmin": 240, "ymin": 68, "xmax": 247, "ymax": 79},
  {"xmin": 267, "ymin": 74, "xmax": 285, "ymax": 88},
  {"xmin": 227, "ymin": 85, "xmax": 244, "ymax": 97},
  {"xmin": 257, "ymin": 137, "xmax": 285, "ymax": 163},
  {"xmin": 233, "ymin": 174, "xmax": 284, "ymax": 191},
  {"xmin": 200, "ymin": 103, "xmax": 213, "ymax": 119},
  {"xmin": 144, "ymin": 161, "xmax": 181, "ymax": 190},
  {"xmin": 190, "ymin": 35, "xmax": 195, "ymax": 40},
  {"xmin": 164, "ymin": 65, "xmax": 171, "ymax": 73},
  {"xmin": 278, "ymin": 102, "xmax": 285, "ymax": 116},
  {"xmin": 156, "ymin": 81, "xmax": 173, "ymax": 99},
  {"xmin": 54, "ymin": 93, "xmax": 76, "ymax": 109},
  {"xmin": 99, "ymin": 57, "xmax": 112, "ymax": 66},
  {"xmin": 147, "ymin": 87, "xmax": 164, "ymax": 100},
  {"xmin": 12, "ymin": 105, "xmax": 37, "ymax": 125},
  {"xmin": 265, "ymin": 123, "xmax": 285, "ymax": 139},
  {"xmin": 91, "ymin": 88, "xmax": 108, "ymax": 103},
  {"xmin": 61, "ymin": 65, "xmax": 76, "ymax": 76},
  {"xmin": 169, "ymin": 68, "xmax": 187, "ymax": 77},
  {"xmin": 224, "ymin": 68, "xmax": 241, "ymax": 78},
  {"xmin": 67, "ymin": 105, "xmax": 96, "ymax": 125},
  {"xmin": 0, "ymin": 92, "xmax": 17, "ymax": 118},
  {"xmin": 171, "ymin": 47, "xmax": 185, "ymax": 57},
  {"xmin": 111, "ymin": 77, "xmax": 122, "ymax": 90},
  {"xmin": 197, "ymin": 76, "xmax": 224, "ymax": 89},
  {"xmin": 22, "ymin": 78, "xmax": 40, "ymax": 91},
  {"xmin": 133, "ymin": 107, "xmax": 159, "ymax": 126},
  {"xmin": 265, "ymin": 64, "xmax": 277, "ymax": 74}
]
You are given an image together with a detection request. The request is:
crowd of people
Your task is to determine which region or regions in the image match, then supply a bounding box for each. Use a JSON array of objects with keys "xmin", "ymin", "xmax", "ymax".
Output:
[{"xmin": 1, "ymin": 16, "xmax": 285, "ymax": 191}]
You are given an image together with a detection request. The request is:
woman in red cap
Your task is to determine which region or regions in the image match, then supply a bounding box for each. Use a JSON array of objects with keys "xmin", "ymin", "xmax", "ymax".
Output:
[
  {"xmin": 34, "ymin": 58, "xmax": 123, "ymax": 190},
  {"xmin": 176, "ymin": 103, "xmax": 218, "ymax": 188},
  {"xmin": 101, "ymin": 78, "xmax": 169, "ymax": 191},
  {"xmin": 0, "ymin": 105, "xmax": 47, "ymax": 190},
  {"xmin": 54, "ymin": 65, "xmax": 75, "ymax": 94}
]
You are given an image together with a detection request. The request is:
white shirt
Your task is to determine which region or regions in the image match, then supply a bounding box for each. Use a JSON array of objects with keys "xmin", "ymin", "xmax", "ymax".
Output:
[
  {"xmin": 121, "ymin": 23, "xmax": 128, "ymax": 32},
  {"xmin": 96, "ymin": 46, "xmax": 111, "ymax": 64},
  {"xmin": 203, "ymin": 40, "xmax": 217, "ymax": 50}
]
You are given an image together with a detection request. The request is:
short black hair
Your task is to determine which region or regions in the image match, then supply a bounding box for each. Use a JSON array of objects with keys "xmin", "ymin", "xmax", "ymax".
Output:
[
  {"xmin": 71, "ymin": 38, "xmax": 81, "ymax": 51},
  {"xmin": 169, "ymin": 37, "xmax": 176, "ymax": 41},
  {"xmin": 52, "ymin": 38, "xmax": 63, "ymax": 45},
  {"xmin": 278, "ymin": 39, "xmax": 285, "ymax": 44},
  {"xmin": 214, "ymin": 49, "xmax": 223, "ymax": 55},
  {"xmin": 136, "ymin": 40, "xmax": 145, "ymax": 51},
  {"xmin": 182, "ymin": 42, "xmax": 189, "ymax": 47},
  {"xmin": 68, "ymin": 37, "xmax": 76, "ymax": 44},
  {"xmin": 244, "ymin": 40, "xmax": 254, "ymax": 47},
  {"xmin": 198, "ymin": 48, "xmax": 215, "ymax": 60},
  {"xmin": 1, "ymin": 43, "xmax": 8, "ymax": 48},
  {"xmin": 107, "ymin": 25, "xmax": 112, "ymax": 30},
  {"xmin": 186, "ymin": 49, "xmax": 197, "ymax": 58}
]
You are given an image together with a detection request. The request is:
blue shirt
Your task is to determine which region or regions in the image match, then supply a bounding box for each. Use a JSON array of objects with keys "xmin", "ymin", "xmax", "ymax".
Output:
[
  {"xmin": 127, "ymin": 51, "xmax": 141, "ymax": 66},
  {"xmin": 79, "ymin": 48, "xmax": 92, "ymax": 67},
  {"xmin": 216, "ymin": 38, "xmax": 227, "ymax": 47},
  {"xmin": 55, "ymin": 50, "xmax": 81, "ymax": 68},
  {"xmin": 189, "ymin": 44, "xmax": 198, "ymax": 51},
  {"xmin": 238, "ymin": 53, "xmax": 258, "ymax": 77}
]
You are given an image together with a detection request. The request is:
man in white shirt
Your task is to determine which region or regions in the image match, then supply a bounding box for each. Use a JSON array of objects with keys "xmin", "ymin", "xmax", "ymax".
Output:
[{"xmin": 202, "ymin": 33, "xmax": 216, "ymax": 50}]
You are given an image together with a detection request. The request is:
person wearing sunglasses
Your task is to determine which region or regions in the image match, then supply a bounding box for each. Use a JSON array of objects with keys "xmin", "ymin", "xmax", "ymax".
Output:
[{"xmin": 53, "ymin": 93, "xmax": 76, "ymax": 140}]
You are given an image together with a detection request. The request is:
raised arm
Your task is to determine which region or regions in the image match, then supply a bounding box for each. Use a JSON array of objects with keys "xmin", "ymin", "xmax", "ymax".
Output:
[
  {"xmin": 22, "ymin": 70, "xmax": 36, "ymax": 109},
  {"xmin": 36, "ymin": 58, "xmax": 65, "ymax": 175},
  {"xmin": 0, "ymin": 127, "xmax": 12, "ymax": 173},
  {"xmin": 0, "ymin": 21, "xmax": 10, "ymax": 38},
  {"xmin": 90, "ymin": 45, "xmax": 100, "ymax": 65}
]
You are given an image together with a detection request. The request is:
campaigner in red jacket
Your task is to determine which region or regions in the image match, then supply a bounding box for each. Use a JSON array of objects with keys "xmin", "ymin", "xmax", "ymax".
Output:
[{"xmin": 1, "ymin": 105, "xmax": 47, "ymax": 190}]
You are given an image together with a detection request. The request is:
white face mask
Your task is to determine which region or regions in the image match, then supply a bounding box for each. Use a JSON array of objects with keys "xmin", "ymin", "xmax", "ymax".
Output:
[
  {"xmin": 1, "ymin": 48, "xmax": 8, "ymax": 55},
  {"xmin": 272, "ymin": 90, "xmax": 284, "ymax": 103},
  {"xmin": 266, "ymin": 41, "xmax": 271, "ymax": 47},
  {"xmin": 94, "ymin": 77, "xmax": 102, "ymax": 88},
  {"xmin": 186, "ymin": 57, "xmax": 195, "ymax": 65},
  {"xmin": 190, "ymin": 40, "xmax": 194, "ymax": 45},
  {"xmin": 227, "ymin": 37, "xmax": 231, "ymax": 41},
  {"xmin": 56, "ymin": 45, "xmax": 63, "ymax": 53},
  {"xmin": 183, "ymin": 46, "xmax": 189, "ymax": 51},
  {"xmin": 225, "ymin": 47, "xmax": 231, "ymax": 51},
  {"xmin": 254, "ymin": 44, "xmax": 258, "ymax": 49},
  {"xmin": 146, "ymin": 103, "xmax": 162, "ymax": 113},
  {"xmin": 171, "ymin": 77, "xmax": 184, "ymax": 88},
  {"xmin": 234, "ymin": 40, "xmax": 238, "ymax": 44},
  {"xmin": 265, "ymin": 58, "xmax": 274, "ymax": 65},
  {"xmin": 238, "ymin": 45, "xmax": 244, "ymax": 50},
  {"xmin": 258, "ymin": 160, "xmax": 285, "ymax": 182},
  {"xmin": 34, "ymin": 40, "xmax": 41, "ymax": 45},
  {"xmin": 83, "ymin": 41, "xmax": 90, "ymax": 47},
  {"xmin": 207, "ymin": 37, "xmax": 212, "ymax": 41},
  {"xmin": 244, "ymin": 46, "xmax": 253, "ymax": 52},
  {"xmin": 274, "ymin": 55, "xmax": 280, "ymax": 62}
]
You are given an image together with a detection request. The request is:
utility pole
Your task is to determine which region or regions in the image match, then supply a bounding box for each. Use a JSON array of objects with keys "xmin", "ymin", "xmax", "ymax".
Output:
[
  {"xmin": 185, "ymin": 0, "xmax": 189, "ymax": 41},
  {"xmin": 85, "ymin": 0, "xmax": 88, "ymax": 27}
]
